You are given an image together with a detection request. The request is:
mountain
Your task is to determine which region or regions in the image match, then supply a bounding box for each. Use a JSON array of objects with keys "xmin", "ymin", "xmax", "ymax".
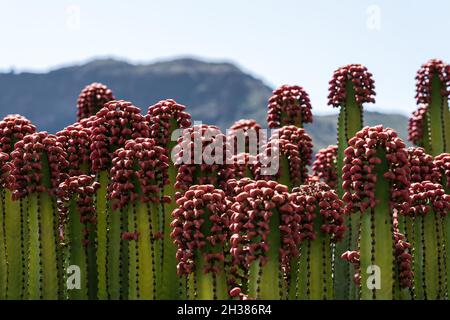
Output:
[{"xmin": 0, "ymin": 58, "xmax": 409, "ymax": 152}]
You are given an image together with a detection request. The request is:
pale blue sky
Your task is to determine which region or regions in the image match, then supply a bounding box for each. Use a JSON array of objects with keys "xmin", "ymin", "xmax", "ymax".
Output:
[{"xmin": 0, "ymin": 0, "xmax": 448, "ymax": 115}]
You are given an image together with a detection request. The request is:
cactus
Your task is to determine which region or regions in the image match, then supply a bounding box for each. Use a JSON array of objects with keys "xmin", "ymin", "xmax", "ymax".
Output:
[
  {"xmin": 267, "ymin": 85, "xmax": 312, "ymax": 129},
  {"xmin": 0, "ymin": 115, "xmax": 37, "ymax": 300},
  {"xmin": 288, "ymin": 182, "xmax": 345, "ymax": 300},
  {"xmin": 108, "ymin": 138, "xmax": 169, "ymax": 299},
  {"xmin": 57, "ymin": 175, "xmax": 100, "ymax": 299},
  {"xmin": 228, "ymin": 119, "xmax": 265, "ymax": 155},
  {"xmin": 171, "ymin": 184, "xmax": 228, "ymax": 299},
  {"xmin": 89, "ymin": 100, "xmax": 150, "ymax": 299},
  {"xmin": 328, "ymin": 64, "xmax": 376, "ymax": 300},
  {"xmin": 342, "ymin": 126, "xmax": 411, "ymax": 299},
  {"xmin": 77, "ymin": 83, "xmax": 115, "ymax": 121},
  {"xmin": 411, "ymin": 59, "xmax": 450, "ymax": 155},
  {"xmin": 312, "ymin": 145, "xmax": 338, "ymax": 189},
  {"xmin": 10, "ymin": 132, "xmax": 68, "ymax": 299},
  {"xmin": 146, "ymin": 99, "xmax": 191, "ymax": 299},
  {"xmin": 256, "ymin": 125, "xmax": 313, "ymax": 190}
]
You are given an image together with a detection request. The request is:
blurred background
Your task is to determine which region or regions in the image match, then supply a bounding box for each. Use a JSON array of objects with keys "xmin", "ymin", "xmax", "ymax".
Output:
[{"xmin": 0, "ymin": 0, "xmax": 448, "ymax": 150}]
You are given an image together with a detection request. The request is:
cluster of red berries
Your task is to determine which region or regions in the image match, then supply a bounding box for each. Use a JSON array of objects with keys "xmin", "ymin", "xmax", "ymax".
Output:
[
  {"xmin": 267, "ymin": 85, "xmax": 312, "ymax": 128},
  {"xmin": 342, "ymin": 126, "xmax": 410, "ymax": 215},
  {"xmin": 312, "ymin": 145, "xmax": 338, "ymax": 188},
  {"xmin": 228, "ymin": 119, "xmax": 265, "ymax": 154},
  {"xmin": 409, "ymin": 181, "xmax": 450, "ymax": 217},
  {"xmin": 147, "ymin": 99, "xmax": 192, "ymax": 147},
  {"xmin": 393, "ymin": 232, "xmax": 413, "ymax": 288},
  {"xmin": 415, "ymin": 59, "xmax": 450, "ymax": 104},
  {"xmin": 407, "ymin": 147, "xmax": 439, "ymax": 183},
  {"xmin": 171, "ymin": 184, "xmax": 228, "ymax": 275},
  {"xmin": 328, "ymin": 64, "xmax": 376, "ymax": 107},
  {"xmin": 56, "ymin": 122, "xmax": 92, "ymax": 176},
  {"xmin": 290, "ymin": 182, "xmax": 345, "ymax": 243},
  {"xmin": 109, "ymin": 138, "xmax": 169, "ymax": 210},
  {"xmin": 56, "ymin": 175, "xmax": 100, "ymax": 246},
  {"xmin": 407, "ymin": 104, "xmax": 428, "ymax": 146},
  {"xmin": 227, "ymin": 179, "xmax": 297, "ymax": 270},
  {"xmin": 77, "ymin": 82, "xmax": 115, "ymax": 121},
  {"xmin": 435, "ymin": 153, "xmax": 450, "ymax": 189},
  {"xmin": 341, "ymin": 250, "xmax": 360, "ymax": 285},
  {"xmin": 0, "ymin": 114, "xmax": 36, "ymax": 154},
  {"xmin": 10, "ymin": 132, "xmax": 68, "ymax": 199},
  {"xmin": 173, "ymin": 124, "xmax": 234, "ymax": 190},
  {"xmin": 0, "ymin": 152, "xmax": 10, "ymax": 187},
  {"xmin": 89, "ymin": 100, "xmax": 150, "ymax": 173},
  {"xmin": 231, "ymin": 153, "xmax": 257, "ymax": 179}
]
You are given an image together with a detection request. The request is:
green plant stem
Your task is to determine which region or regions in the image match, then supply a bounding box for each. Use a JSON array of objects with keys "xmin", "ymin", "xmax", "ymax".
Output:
[
  {"xmin": 0, "ymin": 189, "xmax": 7, "ymax": 299},
  {"xmin": 107, "ymin": 208, "xmax": 122, "ymax": 300},
  {"xmin": 334, "ymin": 82, "xmax": 363, "ymax": 300},
  {"xmin": 27, "ymin": 193, "xmax": 41, "ymax": 299},
  {"xmin": 127, "ymin": 204, "xmax": 138, "ymax": 299},
  {"xmin": 427, "ymin": 75, "xmax": 448, "ymax": 155},
  {"xmin": 95, "ymin": 170, "xmax": 109, "ymax": 299}
]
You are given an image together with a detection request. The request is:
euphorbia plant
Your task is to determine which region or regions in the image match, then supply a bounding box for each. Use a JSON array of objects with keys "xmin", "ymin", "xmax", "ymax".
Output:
[
  {"xmin": 57, "ymin": 175, "xmax": 100, "ymax": 299},
  {"xmin": 0, "ymin": 114, "xmax": 36, "ymax": 299},
  {"xmin": 267, "ymin": 85, "xmax": 312, "ymax": 128},
  {"xmin": 288, "ymin": 182, "xmax": 345, "ymax": 300},
  {"xmin": 342, "ymin": 125, "xmax": 411, "ymax": 300},
  {"xmin": 312, "ymin": 145, "xmax": 338, "ymax": 189},
  {"xmin": 77, "ymin": 82, "xmax": 115, "ymax": 121},
  {"xmin": 10, "ymin": 132, "xmax": 68, "ymax": 299},
  {"xmin": 146, "ymin": 99, "xmax": 192, "ymax": 299},
  {"xmin": 228, "ymin": 119, "xmax": 265, "ymax": 155},
  {"xmin": 171, "ymin": 184, "xmax": 228, "ymax": 300},
  {"xmin": 328, "ymin": 64, "xmax": 376, "ymax": 299},
  {"xmin": 227, "ymin": 178, "xmax": 297, "ymax": 300},
  {"xmin": 108, "ymin": 138, "xmax": 169, "ymax": 299},
  {"xmin": 412, "ymin": 59, "xmax": 450, "ymax": 155},
  {"xmin": 89, "ymin": 100, "xmax": 150, "ymax": 299}
]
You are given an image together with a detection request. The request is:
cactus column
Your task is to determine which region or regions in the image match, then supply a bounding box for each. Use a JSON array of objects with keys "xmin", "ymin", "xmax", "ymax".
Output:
[{"xmin": 328, "ymin": 64, "xmax": 376, "ymax": 300}]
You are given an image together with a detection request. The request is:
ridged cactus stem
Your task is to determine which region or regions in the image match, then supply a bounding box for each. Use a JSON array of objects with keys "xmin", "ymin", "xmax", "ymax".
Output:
[
  {"xmin": 428, "ymin": 75, "xmax": 449, "ymax": 155},
  {"xmin": 95, "ymin": 170, "xmax": 109, "ymax": 299},
  {"xmin": 0, "ymin": 189, "xmax": 6, "ymax": 299}
]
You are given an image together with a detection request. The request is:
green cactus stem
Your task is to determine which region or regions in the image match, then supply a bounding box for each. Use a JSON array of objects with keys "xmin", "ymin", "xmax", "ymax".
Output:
[
  {"xmin": 328, "ymin": 64, "xmax": 375, "ymax": 300},
  {"xmin": 89, "ymin": 100, "xmax": 150, "ymax": 299},
  {"xmin": 172, "ymin": 185, "xmax": 229, "ymax": 300},
  {"xmin": 288, "ymin": 183, "xmax": 345, "ymax": 300},
  {"xmin": 342, "ymin": 126, "xmax": 412, "ymax": 300},
  {"xmin": 147, "ymin": 99, "xmax": 192, "ymax": 299},
  {"xmin": 411, "ymin": 59, "xmax": 450, "ymax": 155}
]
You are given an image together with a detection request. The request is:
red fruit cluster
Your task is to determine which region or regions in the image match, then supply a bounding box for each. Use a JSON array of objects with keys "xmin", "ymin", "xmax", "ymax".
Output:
[
  {"xmin": 10, "ymin": 132, "xmax": 68, "ymax": 199},
  {"xmin": 227, "ymin": 179, "xmax": 298, "ymax": 271},
  {"xmin": 77, "ymin": 82, "xmax": 115, "ymax": 121},
  {"xmin": 341, "ymin": 251, "xmax": 360, "ymax": 285},
  {"xmin": 56, "ymin": 175, "xmax": 100, "ymax": 245},
  {"xmin": 56, "ymin": 122, "xmax": 92, "ymax": 176},
  {"xmin": 256, "ymin": 126, "xmax": 313, "ymax": 186},
  {"xmin": 147, "ymin": 99, "xmax": 192, "ymax": 147},
  {"xmin": 173, "ymin": 124, "xmax": 234, "ymax": 190},
  {"xmin": 407, "ymin": 147, "xmax": 439, "ymax": 183},
  {"xmin": 342, "ymin": 126, "xmax": 410, "ymax": 215},
  {"xmin": 89, "ymin": 100, "xmax": 150, "ymax": 173},
  {"xmin": 228, "ymin": 119, "xmax": 265, "ymax": 154},
  {"xmin": 267, "ymin": 85, "xmax": 312, "ymax": 128},
  {"xmin": 409, "ymin": 181, "xmax": 450, "ymax": 217},
  {"xmin": 0, "ymin": 114, "xmax": 36, "ymax": 154},
  {"xmin": 407, "ymin": 104, "xmax": 427, "ymax": 146},
  {"xmin": 231, "ymin": 153, "xmax": 257, "ymax": 179},
  {"xmin": 394, "ymin": 232, "xmax": 413, "ymax": 288},
  {"xmin": 109, "ymin": 138, "xmax": 169, "ymax": 210},
  {"xmin": 415, "ymin": 59, "xmax": 450, "ymax": 104},
  {"xmin": 435, "ymin": 153, "xmax": 450, "ymax": 189},
  {"xmin": 290, "ymin": 182, "xmax": 345, "ymax": 243},
  {"xmin": 312, "ymin": 145, "xmax": 338, "ymax": 188},
  {"xmin": 171, "ymin": 184, "xmax": 228, "ymax": 275},
  {"xmin": 0, "ymin": 152, "xmax": 10, "ymax": 187},
  {"xmin": 328, "ymin": 64, "xmax": 376, "ymax": 107}
]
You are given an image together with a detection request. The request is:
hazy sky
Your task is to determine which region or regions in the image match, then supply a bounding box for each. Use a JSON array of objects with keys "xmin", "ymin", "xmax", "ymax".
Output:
[{"xmin": 0, "ymin": 0, "xmax": 448, "ymax": 116}]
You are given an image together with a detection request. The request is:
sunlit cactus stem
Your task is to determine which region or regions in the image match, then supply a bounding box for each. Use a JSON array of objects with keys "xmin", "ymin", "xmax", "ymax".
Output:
[
  {"xmin": 342, "ymin": 126, "xmax": 412, "ymax": 300},
  {"xmin": 89, "ymin": 100, "xmax": 150, "ymax": 299},
  {"xmin": 412, "ymin": 59, "xmax": 450, "ymax": 155},
  {"xmin": 0, "ymin": 152, "xmax": 9, "ymax": 299},
  {"xmin": 328, "ymin": 64, "xmax": 375, "ymax": 300},
  {"xmin": 109, "ymin": 138, "xmax": 169, "ymax": 299},
  {"xmin": 0, "ymin": 115, "xmax": 36, "ymax": 299},
  {"xmin": 288, "ymin": 182, "xmax": 345, "ymax": 300},
  {"xmin": 11, "ymin": 132, "xmax": 68, "ymax": 300},
  {"xmin": 171, "ymin": 185, "xmax": 228, "ymax": 300},
  {"xmin": 147, "ymin": 99, "xmax": 192, "ymax": 299}
]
